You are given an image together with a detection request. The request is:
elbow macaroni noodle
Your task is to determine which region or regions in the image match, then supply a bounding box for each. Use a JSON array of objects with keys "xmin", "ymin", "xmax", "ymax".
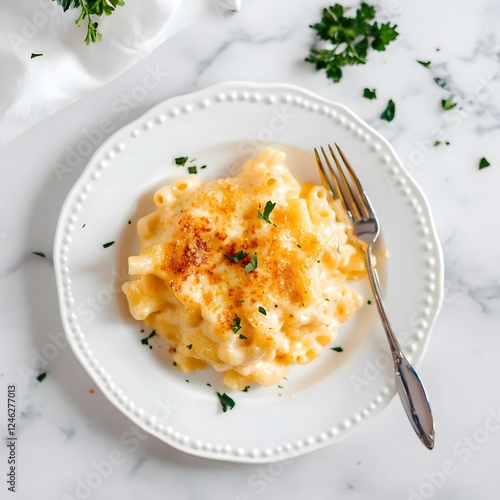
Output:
[{"xmin": 122, "ymin": 148, "xmax": 365, "ymax": 389}]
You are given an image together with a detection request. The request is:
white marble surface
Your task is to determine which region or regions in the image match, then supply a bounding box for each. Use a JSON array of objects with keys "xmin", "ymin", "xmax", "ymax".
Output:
[{"xmin": 1, "ymin": 0, "xmax": 500, "ymax": 498}]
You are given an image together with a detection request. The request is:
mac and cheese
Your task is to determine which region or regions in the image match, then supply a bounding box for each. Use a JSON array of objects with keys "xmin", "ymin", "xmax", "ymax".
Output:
[{"xmin": 122, "ymin": 148, "xmax": 365, "ymax": 389}]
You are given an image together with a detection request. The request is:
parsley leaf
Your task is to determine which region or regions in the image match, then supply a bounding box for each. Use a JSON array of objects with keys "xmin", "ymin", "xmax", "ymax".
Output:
[
  {"xmin": 257, "ymin": 201, "xmax": 276, "ymax": 224},
  {"xmin": 244, "ymin": 252, "xmax": 258, "ymax": 273},
  {"xmin": 53, "ymin": 0, "xmax": 125, "ymax": 45},
  {"xmin": 175, "ymin": 156, "xmax": 188, "ymax": 166},
  {"xmin": 441, "ymin": 96, "xmax": 457, "ymax": 111},
  {"xmin": 380, "ymin": 99, "xmax": 395, "ymax": 121},
  {"xmin": 417, "ymin": 60, "xmax": 431, "ymax": 68},
  {"xmin": 32, "ymin": 251, "xmax": 46, "ymax": 258},
  {"xmin": 479, "ymin": 157, "xmax": 491, "ymax": 170},
  {"xmin": 305, "ymin": 3, "xmax": 399, "ymax": 83},
  {"xmin": 103, "ymin": 241, "xmax": 115, "ymax": 248},
  {"xmin": 434, "ymin": 77, "xmax": 449, "ymax": 90},
  {"xmin": 331, "ymin": 346, "xmax": 344, "ymax": 352},
  {"xmin": 258, "ymin": 306, "xmax": 267, "ymax": 316},
  {"xmin": 188, "ymin": 166, "xmax": 197, "ymax": 174},
  {"xmin": 238, "ymin": 334, "xmax": 247, "ymax": 339},
  {"xmin": 363, "ymin": 88, "xmax": 377, "ymax": 100},
  {"xmin": 30, "ymin": 53, "xmax": 43, "ymax": 59},
  {"xmin": 141, "ymin": 330, "xmax": 156, "ymax": 346},
  {"xmin": 242, "ymin": 386, "xmax": 250, "ymax": 392},
  {"xmin": 187, "ymin": 344, "xmax": 193, "ymax": 350},
  {"xmin": 230, "ymin": 317, "xmax": 242, "ymax": 333},
  {"xmin": 225, "ymin": 250, "xmax": 246, "ymax": 263},
  {"xmin": 217, "ymin": 392, "xmax": 235, "ymax": 412},
  {"xmin": 36, "ymin": 372, "xmax": 47, "ymax": 382}
]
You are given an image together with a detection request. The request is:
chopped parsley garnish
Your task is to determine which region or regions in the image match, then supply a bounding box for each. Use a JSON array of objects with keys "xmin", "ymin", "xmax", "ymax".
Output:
[
  {"xmin": 331, "ymin": 346, "xmax": 344, "ymax": 352},
  {"xmin": 380, "ymin": 99, "xmax": 395, "ymax": 121},
  {"xmin": 187, "ymin": 344, "xmax": 193, "ymax": 350},
  {"xmin": 258, "ymin": 306, "xmax": 267, "ymax": 316},
  {"xmin": 186, "ymin": 379, "xmax": 190, "ymax": 383},
  {"xmin": 238, "ymin": 334, "xmax": 247, "ymax": 340},
  {"xmin": 188, "ymin": 166, "xmax": 197, "ymax": 174},
  {"xmin": 175, "ymin": 156, "xmax": 188, "ymax": 166},
  {"xmin": 479, "ymin": 157, "xmax": 491, "ymax": 170},
  {"xmin": 305, "ymin": 3, "xmax": 399, "ymax": 83},
  {"xmin": 141, "ymin": 330, "xmax": 156, "ymax": 346},
  {"xmin": 297, "ymin": 244, "xmax": 302, "ymax": 248},
  {"xmin": 206, "ymin": 383, "xmax": 212, "ymax": 387},
  {"xmin": 32, "ymin": 251, "xmax": 45, "ymax": 258},
  {"xmin": 230, "ymin": 317, "xmax": 242, "ymax": 333},
  {"xmin": 82, "ymin": 224, "xmax": 86, "ymax": 228},
  {"xmin": 128, "ymin": 220, "xmax": 131, "ymax": 224},
  {"xmin": 244, "ymin": 252, "xmax": 258, "ymax": 273},
  {"xmin": 103, "ymin": 241, "xmax": 115, "ymax": 248},
  {"xmin": 367, "ymin": 300, "xmax": 372, "ymax": 305},
  {"xmin": 31, "ymin": 53, "xmax": 43, "ymax": 59},
  {"xmin": 225, "ymin": 250, "xmax": 246, "ymax": 263},
  {"xmin": 217, "ymin": 392, "xmax": 235, "ymax": 412},
  {"xmin": 36, "ymin": 372, "xmax": 47, "ymax": 382},
  {"xmin": 441, "ymin": 96, "xmax": 457, "ymax": 111},
  {"xmin": 363, "ymin": 88, "xmax": 377, "ymax": 100},
  {"xmin": 434, "ymin": 141, "xmax": 441, "ymax": 147},
  {"xmin": 434, "ymin": 77, "xmax": 449, "ymax": 90},
  {"xmin": 200, "ymin": 165, "xmax": 207, "ymax": 169},
  {"xmin": 417, "ymin": 60, "xmax": 431, "ymax": 68},
  {"xmin": 242, "ymin": 386, "xmax": 250, "ymax": 392},
  {"xmin": 173, "ymin": 361, "xmax": 177, "ymax": 366},
  {"xmin": 257, "ymin": 201, "xmax": 276, "ymax": 224}
]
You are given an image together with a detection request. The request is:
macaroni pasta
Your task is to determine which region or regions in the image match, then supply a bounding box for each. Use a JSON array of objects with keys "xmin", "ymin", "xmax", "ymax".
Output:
[{"xmin": 122, "ymin": 148, "xmax": 365, "ymax": 389}]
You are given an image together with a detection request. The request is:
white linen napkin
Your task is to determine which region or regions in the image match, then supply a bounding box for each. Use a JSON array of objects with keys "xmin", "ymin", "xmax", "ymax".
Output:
[{"xmin": 0, "ymin": 0, "xmax": 242, "ymax": 144}]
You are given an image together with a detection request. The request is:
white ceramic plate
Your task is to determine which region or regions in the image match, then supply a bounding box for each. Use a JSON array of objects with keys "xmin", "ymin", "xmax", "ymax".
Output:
[{"xmin": 54, "ymin": 82, "xmax": 443, "ymax": 463}]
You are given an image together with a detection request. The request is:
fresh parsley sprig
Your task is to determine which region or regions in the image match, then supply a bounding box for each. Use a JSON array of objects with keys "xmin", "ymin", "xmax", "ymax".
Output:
[
  {"xmin": 53, "ymin": 0, "xmax": 125, "ymax": 45},
  {"xmin": 305, "ymin": 3, "xmax": 399, "ymax": 83}
]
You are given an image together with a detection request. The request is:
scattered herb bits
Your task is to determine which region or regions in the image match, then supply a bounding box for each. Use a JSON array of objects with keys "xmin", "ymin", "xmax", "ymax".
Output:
[
  {"xmin": 363, "ymin": 88, "xmax": 377, "ymax": 100},
  {"xmin": 36, "ymin": 372, "xmax": 47, "ymax": 382},
  {"xmin": 258, "ymin": 201, "xmax": 276, "ymax": 224},
  {"xmin": 242, "ymin": 386, "xmax": 250, "ymax": 392},
  {"xmin": 225, "ymin": 250, "xmax": 246, "ymax": 263},
  {"xmin": 434, "ymin": 77, "xmax": 449, "ymax": 90},
  {"xmin": 331, "ymin": 347, "xmax": 344, "ymax": 352},
  {"xmin": 230, "ymin": 317, "xmax": 242, "ymax": 334},
  {"xmin": 217, "ymin": 392, "xmax": 236, "ymax": 412},
  {"xmin": 479, "ymin": 157, "xmax": 491, "ymax": 170},
  {"xmin": 103, "ymin": 241, "xmax": 115, "ymax": 248},
  {"xmin": 441, "ymin": 96, "xmax": 457, "ymax": 111},
  {"xmin": 174, "ymin": 156, "xmax": 206, "ymax": 173},
  {"xmin": 305, "ymin": 3, "xmax": 399, "ymax": 83},
  {"xmin": 30, "ymin": 53, "xmax": 43, "ymax": 59},
  {"xmin": 258, "ymin": 306, "xmax": 267, "ymax": 316},
  {"xmin": 141, "ymin": 330, "xmax": 156, "ymax": 347},
  {"xmin": 244, "ymin": 252, "xmax": 258, "ymax": 273},
  {"xmin": 32, "ymin": 251, "xmax": 45, "ymax": 258},
  {"xmin": 380, "ymin": 99, "xmax": 395, "ymax": 121},
  {"xmin": 175, "ymin": 156, "xmax": 188, "ymax": 166},
  {"xmin": 417, "ymin": 60, "xmax": 431, "ymax": 68},
  {"xmin": 187, "ymin": 344, "xmax": 193, "ymax": 350}
]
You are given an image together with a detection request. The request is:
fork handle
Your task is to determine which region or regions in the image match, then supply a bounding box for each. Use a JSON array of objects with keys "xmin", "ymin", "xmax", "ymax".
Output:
[{"xmin": 365, "ymin": 249, "xmax": 435, "ymax": 450}]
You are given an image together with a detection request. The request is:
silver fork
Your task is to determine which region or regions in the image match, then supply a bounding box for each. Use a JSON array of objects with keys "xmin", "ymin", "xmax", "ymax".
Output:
[{"xmin": 314, "ymin": 144, "xmax": 435, "ymax": 450}]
